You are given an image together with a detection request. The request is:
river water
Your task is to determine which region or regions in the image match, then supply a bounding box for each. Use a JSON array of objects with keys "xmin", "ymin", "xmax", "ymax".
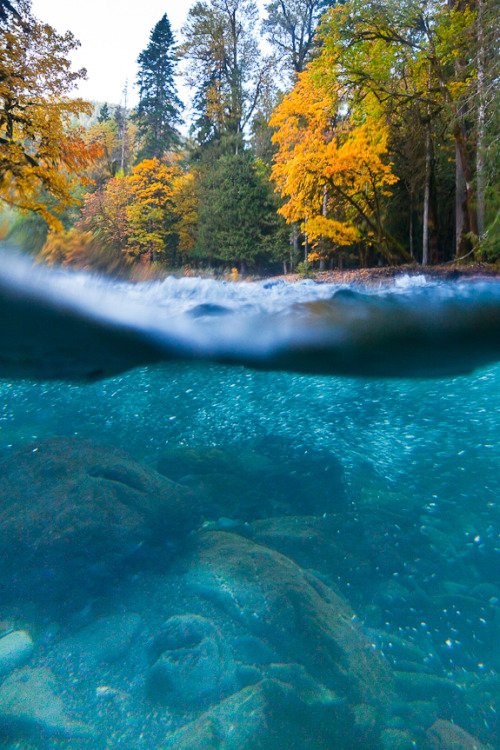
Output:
[{"xmin": 0, "ymin": 257, "xmax": 498, "ymax": 749}]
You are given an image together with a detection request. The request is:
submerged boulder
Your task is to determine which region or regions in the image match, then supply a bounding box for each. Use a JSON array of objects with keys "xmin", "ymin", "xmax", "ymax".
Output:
[
  {"xmin": 147, "ymin": 614, "xmax": 236, "ymax": 708},
  {"xmin": 0, "ymin": 630, "xmax": 34, "ymax": 677},
  {"xmin": 55, "ymin": 612, "xmax": 142, "ymax": 672},
  {"xmin": 157, "ymin": 442, "xmax": 346, "ymax": 521},
  {"xmin": 179, "ymin": 530, "xmax": 393, "ymax": 743},
  {"xmin": 0, "ymin": 666, "xmax": 94, "ymax": 740},
  {"xmin": 426, "ymin": 719, "xmax": 488, "ymax": 750},
  {"xmin": 0, "ymin": 438, "xmax": 198, "ymax": 600}
]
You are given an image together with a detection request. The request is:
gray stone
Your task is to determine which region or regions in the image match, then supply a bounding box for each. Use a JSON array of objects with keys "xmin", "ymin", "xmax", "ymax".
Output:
[
  {"xmin": 0, "ymin": 667, "xmax": 94, "ymax": 739},
  {"xmin": 0, "ymin": 631, "xmax": 34, "ymax": 677},
  {"xmin": 394, "ymin": 671, "xmax": 463, "ymax": 701},
  {"xmin": 162, "ymin": 683, "xmax": 270, "ymax": 750},
  {"xmin": 58, "ymin": 612, "xmax": 142, "ymax": 670},
  {"xmin": 147, "ymin": 614, "xmax": 235, "ymax": 708}
]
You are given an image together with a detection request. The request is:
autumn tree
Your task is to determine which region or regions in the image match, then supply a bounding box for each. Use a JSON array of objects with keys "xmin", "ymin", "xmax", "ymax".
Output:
[
  {"xmin": 38, "ymin": 227, "xmax": 129, "ymax": 276},
  {"xmin": 85, "ymin": 119, "xmax": 122, "ymax": 186},
  {"xmin": 171, "ymin": 170, "xmax": 198, "ymax": 259},
  {"xmin": 316, "ymin": 0, "xmax": 482, "ymax": 259},
  {"xmin": 78, "ymin": 175, "xmax": 132, "ymax": 258},
  {"xmin": 0, "ymin": 0, "xmax": 98, "ymax": 228},
  {"xmin": 270, "ymin": 49, "xmax": 405, "ymax": 263},
  {"xmin": 135, "ymin": 14, "xmax": 182, "ymax": 160},
  {"xmin": 126, "ymin": 157, "xmax": 182, "ymax": 263}
]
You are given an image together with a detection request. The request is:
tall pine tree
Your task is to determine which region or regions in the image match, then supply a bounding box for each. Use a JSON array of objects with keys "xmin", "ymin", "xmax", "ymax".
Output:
[{"xmin": 135, "ymin": 14, "xmax": 182, "ymax": 160}]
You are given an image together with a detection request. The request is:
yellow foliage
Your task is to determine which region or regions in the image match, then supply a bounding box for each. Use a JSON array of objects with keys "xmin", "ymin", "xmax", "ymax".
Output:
[
  {"xmin": 270, "ymin": 57, "xmax": 398, "ymax": 250},
  {"xmin": 171, "ymin": 171, "xmax": 198, "ymax": 256},
  {"xmin": 0, "ymin": 2, "xmax": 100, "ymax": 228},
  {"xmin": 125, "ymin": 157, "xmax": 182, "ymax": 261}
]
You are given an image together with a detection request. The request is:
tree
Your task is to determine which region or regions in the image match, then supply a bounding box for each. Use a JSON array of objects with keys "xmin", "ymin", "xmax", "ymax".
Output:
[
  {"xmin": 126, "ymin": 157, "xmax": 182, "ymax": 263},
  {"xmin": 0, "ymin": 0, "xmax": 98, "ymax": 228},
  {"xmin": 85, "ymin": 120, "xmax": 122, "ymax": 186},
  {"xmin": 0, "ymin": 0, "xmax": 20, "ymax": 24},
  {"xmin": 38, "ymin": 227, "xmax": 129, "ymax": 276},
  {"xmin": 181, "ymin": 0, "xmax": 269, "ymax": 147},
  {"xmin": 135, "ymin": 14, "xmax": 182, "ymax": 160},
  {"xmin": 97, "ymin": 103, "xmax": 111, "ymax": 123},
  {"xmin": 270, "ymin": 53, "xmax": 404, "ymax": 262},
  {"xmin": 263, "ymin": 0, "xmax": 335, "ymax": 76},
  {"xmin": 78, "ymin": 175, "xmax": 132, "ymax": 257},
  {"xmin": 316, "ymin": 0, "xmax": 480, "ymax": 258},
  {"xmin": 196, "ymin": 144, "xmax": 275, "ymax": 271},
  {"xmin": 171, "ymin": 170, "xmax": 199, "ymax": 258}
]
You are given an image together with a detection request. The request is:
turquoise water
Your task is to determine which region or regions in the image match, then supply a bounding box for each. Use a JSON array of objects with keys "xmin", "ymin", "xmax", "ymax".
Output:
[{"xmin": 0, "ymin": 263, "xmax": 498, "ymax": 749}]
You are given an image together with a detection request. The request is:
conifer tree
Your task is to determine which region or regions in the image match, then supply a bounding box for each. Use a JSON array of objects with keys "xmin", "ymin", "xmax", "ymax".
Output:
[
  {"xmin": 97, "ymin": 103, "xmax": 110, "ymax": 123},
  {"xmin": 135, "ymin": 14, "xmax": 182, "ymax": 160}
]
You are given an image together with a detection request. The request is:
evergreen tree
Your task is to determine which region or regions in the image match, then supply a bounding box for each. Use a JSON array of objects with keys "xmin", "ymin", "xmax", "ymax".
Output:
[
  {"xmin": 196, "ymin": 138, "xmax": 276, "ymax": 272},
  {"xmin": 97, "ymin": 102, "xmax": 111, "ymax": 123},
  {"xmin": 135, "ymin": 14, "xmax": 182, "ymax": 160}
]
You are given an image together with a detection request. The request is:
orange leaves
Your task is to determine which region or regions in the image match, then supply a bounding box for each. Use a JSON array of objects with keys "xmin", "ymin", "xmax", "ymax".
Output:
[
  {"xmin": 76, "ymin": 156, "xmax": 192, "ymax": 266},
  {"xmin": 270, "ymin": 37, "xmax": 398, "ymax": 251},
  {"xmin": 0, "ymin": 3, "xmax": 98, "ymax": 228}
]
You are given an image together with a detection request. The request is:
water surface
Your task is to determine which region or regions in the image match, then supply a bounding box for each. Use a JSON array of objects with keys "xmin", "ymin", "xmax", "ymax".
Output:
[{"xmin": 0, "ymin": 260, "xmax": 498, "ymax": 749}]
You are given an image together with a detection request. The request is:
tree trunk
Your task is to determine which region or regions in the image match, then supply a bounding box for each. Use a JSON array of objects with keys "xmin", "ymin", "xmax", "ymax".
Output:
[
  {"xmin": 409, "ymin": 192, "xmax": 414, "ymax": 259},
  {"xmin": 476, "ymin": 0, "xmax": 486, "ymax": 238},
  {"xmin": 291, "ymin": 224, "xmax": 300, "ymax": 270},
  {"xmin": 429, "ymin": 154, "xmax": 440, "ymax": 264},
  {"xmin": 120, "ymin": 82, "xmax": 128, "ymax": 173},
  {"xmin": 455, "ymin": 140, "xmax": 469, "ymax": 256},
  {"xmin": 422, "ymin": 126, "xmax": 431, "ymax": 266}
]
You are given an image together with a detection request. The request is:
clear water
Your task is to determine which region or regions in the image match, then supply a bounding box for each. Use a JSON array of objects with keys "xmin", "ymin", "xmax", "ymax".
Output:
[{"xmin": 0, "ymin": 260, "xmax": 498, "ymax": 749}]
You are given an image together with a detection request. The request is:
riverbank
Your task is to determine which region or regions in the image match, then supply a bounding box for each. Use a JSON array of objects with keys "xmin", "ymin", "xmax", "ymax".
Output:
[{"xmin": 271, "ymin": 263, "xmax": 500, "ymax": 286}]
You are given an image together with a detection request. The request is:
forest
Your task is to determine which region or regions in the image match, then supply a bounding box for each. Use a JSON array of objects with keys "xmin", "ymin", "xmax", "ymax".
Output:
[{"xmin": 0, "ymin": 0, "xmax": 498, "ymax": 277}]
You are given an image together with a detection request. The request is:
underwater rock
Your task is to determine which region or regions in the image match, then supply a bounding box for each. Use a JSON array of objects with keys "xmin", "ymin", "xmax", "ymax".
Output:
[
  {"xmin": 394, "ymin": 671, "xmax": 463, "ymax": 702},
  {"xmin": 380, "ymin": 728, "xmax": 417, "ymax": 750},
  {"xmin": 147, "ymin": 614, "xmax": 236, "ymax": 708},
  {"xmin": 162, "ymin": 682, "xmax": 271, "ymax": 750},
  {"xmin": 57, "ymin": 613, "xmax": 142, "ymax": 670},
  {"xmin": 157, "ymin": 442, "xmax": 346, "ymax": 519},
  {"xmin": 243, "ymin": 514, "xmax": 367, "ymax": 583},
  {"xmin": 391, "ymin": 699, "xmax": 440, "ymax": 731},
  {"xmin": 0, "ymin": 438, "xmax": 198, "ymax": 600},
  {"xmin": 426, "ymin": 719, "xmax": 487, "ymax": 750},
  {"xmin": 0, "ymin": 630, "xmax": 34, "ymax": 677},
  {"xmin": 0, "ymin": 666, "xmax": 94, "ymax": 740},
  {"xmin": 163, "ymin": 663, "xmax": 371, "ymax": 750},
  {"xmin": 157, "ymin": 446, "xmax": 277, "ymax": 520},
  {"xmin": 157, "ymin": 446, "xmax": 274, "ymax": 482},
  {"xmin": 183, "ymin": 531, "xmax": 393, "ymax": 717}
]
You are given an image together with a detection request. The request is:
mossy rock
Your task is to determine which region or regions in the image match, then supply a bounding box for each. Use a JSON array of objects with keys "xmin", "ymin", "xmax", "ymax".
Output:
[
  {"xmin": 184, "ymin": 531, "xmax": 394, "ymax": 717},
  {"xmin": 0, "ymin": 438, "xmax": 199, "ymax": 601}
]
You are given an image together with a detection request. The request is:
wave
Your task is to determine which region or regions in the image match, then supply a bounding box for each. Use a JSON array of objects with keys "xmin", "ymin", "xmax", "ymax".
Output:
[{"xmin": 0, "ymin": 252, "xmax": 499, "ymax": 380}]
